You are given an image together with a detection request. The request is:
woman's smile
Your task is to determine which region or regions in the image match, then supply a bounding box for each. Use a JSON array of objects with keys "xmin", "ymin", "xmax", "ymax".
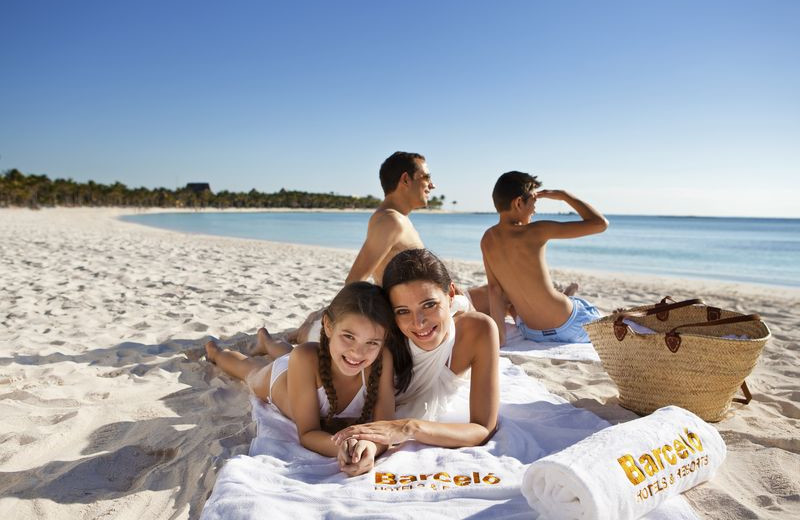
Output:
[
  {"xmin": 389, "ymin": 280, "xmax": 454, "ymax": 350},
  {"xmin": 410, "ymin": 325, "xmax": 437, "ymax": 340}
]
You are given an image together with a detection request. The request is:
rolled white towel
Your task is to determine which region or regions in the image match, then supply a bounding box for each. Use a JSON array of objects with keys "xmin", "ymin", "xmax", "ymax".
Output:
[{"xmin": 522, "ymin": 406, "xmax": 726, "ymax": 520}]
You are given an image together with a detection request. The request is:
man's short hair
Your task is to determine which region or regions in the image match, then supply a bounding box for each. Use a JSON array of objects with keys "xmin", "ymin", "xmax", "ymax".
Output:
[
  {"xmin": 379, "ymin": 151, "xmax": 425, "ymax": 195},
  {"xmin": 492, "ymin": 171, "xmax": 542, "ymax": 212}
]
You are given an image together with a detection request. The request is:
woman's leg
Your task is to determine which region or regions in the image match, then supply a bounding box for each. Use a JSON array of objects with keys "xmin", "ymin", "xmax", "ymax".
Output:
[
  {"xmin": 250, "ymin": 327, "xmax": 294, "ymax": 356},
  {"xmin": 205, "ymin": 340, "xmax": 266, "ymax": 382},
  {"xmin": 206, "ymin": 328, "xmax": 292, "ymax": 401}
]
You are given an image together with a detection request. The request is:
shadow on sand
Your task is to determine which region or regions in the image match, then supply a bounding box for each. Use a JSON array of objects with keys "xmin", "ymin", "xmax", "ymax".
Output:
[{"xmin": 0, "ymin": 333, "xmax": 265, "ymax": 519}]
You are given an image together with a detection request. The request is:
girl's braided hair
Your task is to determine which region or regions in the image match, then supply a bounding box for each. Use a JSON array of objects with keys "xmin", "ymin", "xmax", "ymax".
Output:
[{"xmin": 317, "ymin": 282, "xmax": 400, "ymax": 429}]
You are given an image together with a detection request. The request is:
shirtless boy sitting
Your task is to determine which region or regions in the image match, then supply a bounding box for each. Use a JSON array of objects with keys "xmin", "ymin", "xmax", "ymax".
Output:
[{"xmin": 480, "ymin": 171, "xmax": 608, "ymax": 346}]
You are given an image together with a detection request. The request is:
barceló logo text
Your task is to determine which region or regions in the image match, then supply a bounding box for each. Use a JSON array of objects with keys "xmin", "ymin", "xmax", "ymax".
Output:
[{"xmin": 373, "ymin": 471, "xmax": 502, "ymax": 491}]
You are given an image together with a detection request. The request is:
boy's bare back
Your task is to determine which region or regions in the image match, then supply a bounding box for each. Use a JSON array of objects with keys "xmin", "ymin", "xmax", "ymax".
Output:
[{"xmin": 481, "ymin": 222, "xmax": 573, "ymax": 330}]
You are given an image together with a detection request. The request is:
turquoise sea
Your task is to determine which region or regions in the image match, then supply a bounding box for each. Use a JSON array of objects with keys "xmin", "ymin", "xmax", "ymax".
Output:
[{"xmin": 121, "ymin": 212, "xmax": 800, "ymax": 287}]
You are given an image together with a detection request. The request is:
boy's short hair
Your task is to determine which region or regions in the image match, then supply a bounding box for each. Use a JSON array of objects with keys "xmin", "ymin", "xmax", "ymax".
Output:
[
  {"xmin": 379, "ymin": 151, "xmax": 425, "ymax": 195},
  {"xmin": 492, "ymin": 171, "xmax": 542, "ymax": 212}
]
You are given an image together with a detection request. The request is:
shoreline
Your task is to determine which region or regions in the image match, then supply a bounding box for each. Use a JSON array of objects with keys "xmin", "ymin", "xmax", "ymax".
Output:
[
  {"xmin": 119, "ymin": 207, "xmax": 800, "ymax": 291},
  {"xmin": 4, "ymin": 204, "xmax": 799, "ymax": 220},
  {"xmin": 1, "ymin": 207, "xmax": 798, "ymax": 519}
]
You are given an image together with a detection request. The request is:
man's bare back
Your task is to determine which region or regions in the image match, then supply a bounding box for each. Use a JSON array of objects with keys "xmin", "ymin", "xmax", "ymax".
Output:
[{"xmin": 346, "ymin": 205, "xmax": 425, "ymax": 286}]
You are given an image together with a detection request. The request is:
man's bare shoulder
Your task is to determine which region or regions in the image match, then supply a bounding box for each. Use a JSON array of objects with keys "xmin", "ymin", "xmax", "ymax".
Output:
[
  {"xmin": 370, "ymin": 207, "xmax": 406, "ymax": 225},
  {"xmin": 368, "ymin": 208, "xmax": 408, "ymax": 234},
  {"xmin": 480, "ymin": 224, "xmax": 502, "ymax": 250}
]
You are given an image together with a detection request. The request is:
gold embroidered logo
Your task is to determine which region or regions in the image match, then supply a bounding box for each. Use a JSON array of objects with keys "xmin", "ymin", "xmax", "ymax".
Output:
[
  {"xmin": 615, "ymin": 427, "xmax": 711, "ymax": 502},
  {"xmin": 373, "ymin": 471, "xmax": 501, "ymax": 491}
]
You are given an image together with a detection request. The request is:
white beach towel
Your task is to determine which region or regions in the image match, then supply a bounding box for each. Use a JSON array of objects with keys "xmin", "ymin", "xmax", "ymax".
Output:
[
  {"xmin": 522, "ymin": 406, "xmax": 725, "ymax": 520},
  {"xmin": 201, "ymin": 359, "xmax": 697, "ymax": 519},
  {"xmin": 500, "ymin": 322, "xmax": 601, "ymax": 362}
]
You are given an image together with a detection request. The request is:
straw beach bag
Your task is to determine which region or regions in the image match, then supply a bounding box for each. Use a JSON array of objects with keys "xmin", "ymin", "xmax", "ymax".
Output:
[{"xmin": 584, "ymin": 297, "xmax": 770, "ymax": 422}]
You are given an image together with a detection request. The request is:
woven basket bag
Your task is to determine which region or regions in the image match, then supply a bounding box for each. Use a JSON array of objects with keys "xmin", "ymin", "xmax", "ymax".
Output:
[{"xmin": 583, "ymin": 297, "xmax": 770, "ymax": 422}]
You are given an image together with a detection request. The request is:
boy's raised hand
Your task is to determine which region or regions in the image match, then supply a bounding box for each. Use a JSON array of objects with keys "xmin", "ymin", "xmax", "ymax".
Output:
[
  {"xmin": 533, "ymin": 190, "xmax": 609, "ymax": 238},
  {"xmin": 535, "ymin": 189, "xmax": 569, "ymax": 200}
]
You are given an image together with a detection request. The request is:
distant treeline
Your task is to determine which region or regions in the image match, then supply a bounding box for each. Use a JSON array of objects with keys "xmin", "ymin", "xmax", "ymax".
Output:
[{"xmin": 0, "ymin": 169, "xmax": 445, "ymax": 209}]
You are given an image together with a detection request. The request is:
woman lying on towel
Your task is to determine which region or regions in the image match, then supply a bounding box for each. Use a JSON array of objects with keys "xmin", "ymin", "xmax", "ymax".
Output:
[
  {"xmin": 333, "ymin": 248, "xmax": 500, "ymax": 457},
  {"xmin": 205, "ymin": 282, "xmax": 403, "ymax": 476}
]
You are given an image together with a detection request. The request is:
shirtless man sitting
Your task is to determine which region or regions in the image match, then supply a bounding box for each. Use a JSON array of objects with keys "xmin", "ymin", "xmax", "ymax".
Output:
[
  {"xmin": 480, "ymin": 171, "xmax": 608, "ymax": 346},
  {"xmin": 345, "ymin": 151, "xmax": 431, "ymax": 287},
  {"xmin": 276, "ymin": 151, "xmax": 434, "ymax": 347}
]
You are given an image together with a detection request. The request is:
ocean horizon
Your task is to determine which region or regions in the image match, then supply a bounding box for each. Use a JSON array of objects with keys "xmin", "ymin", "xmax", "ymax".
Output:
[{"xmin": 121, "ymin": 211, "xmax": 800, "ymax": 288}]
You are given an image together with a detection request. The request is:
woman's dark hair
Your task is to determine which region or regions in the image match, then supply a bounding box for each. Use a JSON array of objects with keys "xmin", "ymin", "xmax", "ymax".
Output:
[
  {"xmin": 383, "ymin": 248, "xmax": 452, "ymax": 294},
  {"xmin": 317, "ymin": 281, "xmax": 403, "ymax": 427},
  {"xmin": 381, "ymin": 249, "xmax": 453, "ymax": 394}
]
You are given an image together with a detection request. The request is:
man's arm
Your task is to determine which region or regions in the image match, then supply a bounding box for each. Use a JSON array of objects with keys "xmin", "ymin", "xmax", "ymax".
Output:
[
  {"xmin": 481, "ymin": 235, "xmax": 509, "ymax": 346},
  {"xmin": 534, "ymin": 190, "xmax": 608, "ymax": 239},
  {"xmin": 345, "ymin": 212, "xmax": 403, "ymax": 284}
]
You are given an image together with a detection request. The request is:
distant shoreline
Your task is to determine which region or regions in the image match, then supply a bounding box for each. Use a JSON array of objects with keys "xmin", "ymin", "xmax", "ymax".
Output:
[{"xmin": 4, "ymin": 205, "xmax": 798, "ymax": 220}]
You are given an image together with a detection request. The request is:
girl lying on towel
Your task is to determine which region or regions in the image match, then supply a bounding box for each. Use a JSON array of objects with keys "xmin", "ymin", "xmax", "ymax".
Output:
[
  {"xmin": 333, "ymin": 248, "xmax": 500, "ymax": 456},
  {"xmin": 205, "ymin": 282, "xmax": 401, "ymax": 476}
]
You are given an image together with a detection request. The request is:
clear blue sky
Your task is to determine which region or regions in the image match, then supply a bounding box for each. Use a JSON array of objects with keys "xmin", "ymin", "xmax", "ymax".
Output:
[{"xmin": 2, "ymin": 1, "xmax": 798, "ymax": 217}]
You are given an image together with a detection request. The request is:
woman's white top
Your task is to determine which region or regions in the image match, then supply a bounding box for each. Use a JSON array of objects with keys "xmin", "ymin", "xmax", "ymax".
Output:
[{"xmin": 395, "ymin": 316, "xmax": 471, "ymax": 420}]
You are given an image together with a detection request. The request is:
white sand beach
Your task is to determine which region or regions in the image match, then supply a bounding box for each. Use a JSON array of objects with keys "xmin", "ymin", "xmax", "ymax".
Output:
[{"xmin": 1, "ymin": 207, "xmax": 798, "ymax": 519}]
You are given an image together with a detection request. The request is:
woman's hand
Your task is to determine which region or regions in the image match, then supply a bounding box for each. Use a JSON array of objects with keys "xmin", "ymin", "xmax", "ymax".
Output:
[
  {"xmin": 332, "ymin": 419, "xmax": 415, "ymax": 447},
  {"xmin": 337, "ymin": 438, "xmax": 377, "ymax": 477}
]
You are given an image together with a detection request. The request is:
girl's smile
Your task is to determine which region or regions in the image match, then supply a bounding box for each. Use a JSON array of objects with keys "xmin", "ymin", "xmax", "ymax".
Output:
[{"xmin": 324, "ymin": 313, "xmax": 385, "ymax": 376}]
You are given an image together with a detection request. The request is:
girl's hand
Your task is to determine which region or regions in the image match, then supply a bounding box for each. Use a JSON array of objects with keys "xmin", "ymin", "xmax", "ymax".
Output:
[
  {"xmin": 332, "ymin": 420, "xmax": 415, "ymax": 447},
  {"xmin": 339, "ymin": 439, "xmax": 377, "ymax": 477},
  {"xmin": 336, "ymin": 438, "xmax": 357, "ymax": 467}
]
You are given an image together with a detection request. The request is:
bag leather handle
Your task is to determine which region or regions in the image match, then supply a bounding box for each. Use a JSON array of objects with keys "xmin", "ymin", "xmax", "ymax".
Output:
[
  {"xmin": 663, "ymin": 314, "xmax": 761, "ymax": 352},
  {"xmin": 733, "ymin": 382, "xmax": 752, "ymax": 405},
  {"xmin": 612, "ymin": 297, "xmax": 725, "ymax": 341},
  {"xmin": 614, "ymin": 297, "xmax": 704, "ymax": 323},
  {"xmin": 668, "ymin": 314, "xmax": 761, "ymax": 334},
  {"xmin": 649, "ymin": 297, "xmax": 705, "ymax": 321}
]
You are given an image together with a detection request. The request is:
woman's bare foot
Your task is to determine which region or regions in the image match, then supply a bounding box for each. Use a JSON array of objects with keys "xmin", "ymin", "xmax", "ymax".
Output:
[
  {"xmin": 250, "ymin": 327, "xmax": 293, "ymax": 358},
  {"xmin": 285, "ymin": 328, "xmax": 300, "ymax": 344},
  {"xmin": 290, "ymin": 308, "xmax": 326, "ymax": 344},
  {"xmin": 205, "ymin": 340, "xmax": 221, "ymax": 363},
  {"xmin": 250, "ymin": 327, "xmax": 271, "ymax": 356},
  {"xmin": 563, "ymin": 282, "xmax": 579, "ymax": 297}
]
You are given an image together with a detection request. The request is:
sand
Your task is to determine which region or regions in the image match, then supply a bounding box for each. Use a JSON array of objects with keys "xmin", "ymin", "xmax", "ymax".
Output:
[{"xmin": 0, "ymin": 207, "xmax": 797, "ymax": 519}]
